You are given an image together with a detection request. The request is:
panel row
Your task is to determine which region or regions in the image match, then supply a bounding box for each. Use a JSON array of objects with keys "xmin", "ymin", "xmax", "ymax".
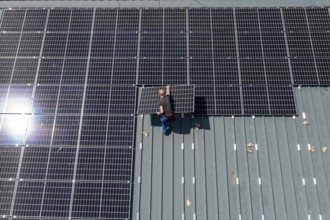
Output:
[
  {"xmin": 0, "ymin": 85, "xmax": 136, "ymax": 115},
  {"xmin": 0, "ymin": 180, "xmax": 131, "ymax": 219},
  {"xmin": 2, "ymin": 31, "xmax": 330, "ymax": 58},
  {"xmin": 1, "ymin": 58, "xmax": 328, "ymax": 85},
  {"xmin": 0, "ymin": 115, "xmax": 134, "ymax": 146},
  {"xmin": 1, "ymin": 8, "xmax": 330, "ymax": 33},
  {"xmin": 0, "ymin": 146, "xmax": 133, "ymax": 181},
  {"xmin": 195, "ymin": 86, "xmax": 296, "ymax": 115}
]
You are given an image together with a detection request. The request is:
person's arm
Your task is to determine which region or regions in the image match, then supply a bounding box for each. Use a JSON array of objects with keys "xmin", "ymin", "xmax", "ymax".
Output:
[
  {"xmin": 166, "ymin": 85, "xmax": 170, "ymax": 96},
  {"xmin": 156, "ymin": 105, "xmax": 164, "ymax": 115}
]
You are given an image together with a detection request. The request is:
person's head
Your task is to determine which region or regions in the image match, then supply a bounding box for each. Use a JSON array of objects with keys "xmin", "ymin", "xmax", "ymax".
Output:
[{"xmin": 159, "ymin": 88, "xmax": 165, "ymax": 98}]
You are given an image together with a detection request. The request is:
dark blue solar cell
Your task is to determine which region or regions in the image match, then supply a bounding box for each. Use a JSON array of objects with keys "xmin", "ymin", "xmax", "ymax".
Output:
[
  {"xmin": 80, "ymin": 116, "xmax": 107, "ymax": 146},
  {"xmin": 23, "ymin": 9, "xmax": 47, "ymax": 31},
  {"xmin": 94, "ymin": 9, "xmax": 117, "ymax": 32},
  {"xmin": 19, "ymin": 147, "xmax": 50, "ymax": 179},
  {"xmin": 47, "ymin": 9, "xmax": 71, "ymax": 32},
  {"xmin": 41, "ymin": 182, "xmax": 72, "ymax": 217},
  {"xmin": 26, "ymin": 115, "xmax": 55, "ymax": 145}
]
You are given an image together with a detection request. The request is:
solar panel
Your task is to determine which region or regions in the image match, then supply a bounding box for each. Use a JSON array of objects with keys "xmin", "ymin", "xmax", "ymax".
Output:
[
  {"xmin": 211, "ymin": 9, "xmax": 235, "ymax": 33},
  {"xmin": 138, "ymin": 59, "xmax": 162, "ymax": 85},
  {"xmin": 91, "ymin": 33, "xmax": 115, "ymax": 57},
  {"xmin": 17, "ymin": 33, "xmax": 43, "ymax": 57},
  {"xmin": 141, "ymin": 9, "xmax": 164, "ymax": 32},
  {"xmin": 306, "ymin": 8, "xmax": 330, "ymax": 32},
  {"xmin": 23, "ymin": 9, "xmax": 47, "ymax": 32},
  {"xmin": 316, "ymin": 58, "xmax": 330, "ymax": 85},
  {"xmin": 189, "ymin": 32, "xmax": 212, "ymax": 57},
  {"xmin": 140, "ymin": 33, "xmax": 163, "ymax": 57},
  {"xmin": 195, "ymin": 86, "xmax": 215, "ymax": 115},
  {"xmin": 108, "ymin": 86, "xmax": 136, "ymax": 114},
  {"xmin": 100, "ymin": 183, "xmax": 131, "ymax": 219},
  {"xmin": 76, "ymin": 147, "xmax": 106, "ymax": 179},
  {"xmin": 76, "ymin": 147, "xmax": 133, "ymax": 181},
  {"xmin": 264, "ymin": 58, "xmax": 292, "ymax": 85},
  {"xmin": 164, "ymin": 9, "xmax": 186, "ymax": 32},
  {"xmin": 84, "ymin": 86, "xmax": 111, "ymax": 114},
  {"xmin": 236, "ymin": 8, "xmax": 259, "ymax": 32},
  {"xmin": 310, "ymin": 32, "xmax": 330, "ymax": 57},
  {"xmin": 0, "ymin": 146, "xmax": 21, "ymax": 178},
  {"xmin": 13, "ymin": 181, "xmax": 44, "ymax": 216},
  {"xmin": 215, "ymin": 86, "xmax": 242, "ymax": 115},
  {"xmin": 116, "ymin": 9, "xmax": 140, "ymax": 32},
  {"xmin": 57, "ymin": 86, "xmax": 84, "ymax": 114},
  {"xmin": 42, "ymin": 33, "xmax": 68, "ymax": 57},
  {"xmin": 47, "ymin": 9, "xmax": 71, "ymax": 32},
  {"xmin": 112, "ymin": 58, "xmax": 137, "ymax": 84},
  {"xmin": 5, "ymin": 85, "xmax": 33, "ymax": 113},
  {"xmin": 37, "ymin": 59, "xmax": 64, "ymax": 84},
  {"xmin": 114, "ymin": 33, "xmax": 138, "ymax": 57},
  {"xmin": 107, "ymin": 115, "xmax": 134, "ymax": 147},
  {"xmin": 238, "ymin": 33, "xmax": 262, "ymax": 57},
  {"xmin": 94, "ymin": 9, "xmax": 117, "ymax": 32},
  {"xmin": 268, "ymin": 86, "xmax": 296, "ymax": 115},
  {"xmin": 25, "ymin": 115, "xmax": 55, "ymax": 145},
  {"xmin": 47, "ymin": 147, "xmax": 75, "ymax": 180},
  {"xmin": 72, "ymin": 182, "xmax": 102, "ymax": 218},
  {"xmin": 213, "ymin": 33, "xmax": 237, "ymax": 58},
  {"xmin": 0, "ymin": 115, "xmax": 28, "ymax": 145},
  {"xmin": 0, "ymin": 9, "xmax": 25, "ymax": 32},
  {"xmin": 0, "ymin": 58, "xmax": 15, "ymax": 83},
  {"xmin": 66, "ymin": 33, "xmax": 91, "ymax": 57},
  {"xmin": 291, "ymin": 58, "xmax": 319, "ymax": 85},
  {"xmin": 62, "ymin": 59, "xmax": 87, "ymax": 84},
  {"xmin": 283, "ymin": 8, "xmax": 309, "ymax": 32},
  {"xmin": 189, "ymin": 58, "xmax": 214, "ymax": 85},
  {"xmin": 163, "ymin": 59, "xmax": 187, "ymax": 85},
  {"xmin": 242, "ymin": 85, "xmax": 269, "ymax": 115},
  {"xmin": 287, "ymin": 33, "xmax": 313, "ymax": 57},
  {"xmin": 80, "ymin": 116, "xmax": 107, "ymax": 146},
  {"xmin": 0, "ymin": 180, "xmax": 15, "ymax": 215},
  {"xmin": 261, "ymin": 32, "xmax": 287, "ymax": 57},
  {"xmin": 164, "ymin": 33, "xmax": 187, "ymax": 58},
  {"xmin": 69, "ymin": 9, "xmax": 94, "ymax": 32},
  {"xmin": 188, "ymin": 9, "xmax": 211, "ymax": 32},
  {"xmin": 258, "ymin": 8, "xmax": 283, "ymax": 32},
  {"xmin": 32, "ymin": 86, "xmax": 59, "ymax": 114},
  {"xmin": 11, "ymin": 58, "xmax": 39, "ymax": 84},
  {"xmin": 0, "ymin": 33, "xmax": 21, "ymax": 57},
  {"xmin": 88, "ymin": 58, "xmax": 112, "ymax": 84},
  {"xmin": 103, "ymin": 148, "xmax": 133, "ymax": 181},
  {"xmin": 240, "ymin": 58, "xmax": 266, "ymax": 85},
  {"xmin": 19, "ymin": 147, "xmax": 49, "ymax": 179},
  {"xmin": 137, "ymin": 85, "xmax": 195, "ymax": 114},
  {"xmin": 52, "ymin": 115, "xmax": 80, "ymax": 146},
  {"xmin": 42, "ymin": 182, "xmax": 72, "ymax": 217},
  {"xmin": 0, "ymin": 86, "xmax": 8, "ymax": 113},
  {"xmin": 214, "ymin": 59, "xmax": 239, "ymax": 85}
]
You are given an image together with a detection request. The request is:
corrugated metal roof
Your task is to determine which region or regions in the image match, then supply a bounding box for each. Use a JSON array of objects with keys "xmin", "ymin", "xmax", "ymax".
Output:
[{"xmin": 133, "ymin": 87, "xmax": 330, "ymax": 220}]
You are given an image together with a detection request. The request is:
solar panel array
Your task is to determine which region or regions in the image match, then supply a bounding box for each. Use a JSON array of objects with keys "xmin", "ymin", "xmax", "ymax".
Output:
[
  {"xmin": 0, "ymin": 7, "xmax": 329, "ymax": 220},
  {"xmin": 137, "ymin": 85, "xmax": 195, "ymax": 114},
  {"xmin": 0, "ymin": 8, "xmax": 136, "ymax": 220}
]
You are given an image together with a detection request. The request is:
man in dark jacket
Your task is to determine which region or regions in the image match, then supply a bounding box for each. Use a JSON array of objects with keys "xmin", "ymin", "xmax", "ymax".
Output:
[{"xmin": 156, "ymin": 85, "xmax": 174, "ymax": 134}]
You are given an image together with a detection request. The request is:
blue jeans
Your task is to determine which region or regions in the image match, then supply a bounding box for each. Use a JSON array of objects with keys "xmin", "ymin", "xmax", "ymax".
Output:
[{"xmin": 161, "ymin": 115, "xmax": 171, "ymax": 134}]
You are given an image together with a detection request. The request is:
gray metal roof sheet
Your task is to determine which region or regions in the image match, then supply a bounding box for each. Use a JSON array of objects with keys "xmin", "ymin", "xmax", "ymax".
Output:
[{"xmin": 133, "ymin": 87, "xmax": 330, "ymax": 220}]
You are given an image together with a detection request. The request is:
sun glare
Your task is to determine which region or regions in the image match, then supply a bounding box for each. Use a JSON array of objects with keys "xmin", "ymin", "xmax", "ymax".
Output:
[{"xmin": 4, "ymin": 98, "xmax": 31, "ymax": 137}]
